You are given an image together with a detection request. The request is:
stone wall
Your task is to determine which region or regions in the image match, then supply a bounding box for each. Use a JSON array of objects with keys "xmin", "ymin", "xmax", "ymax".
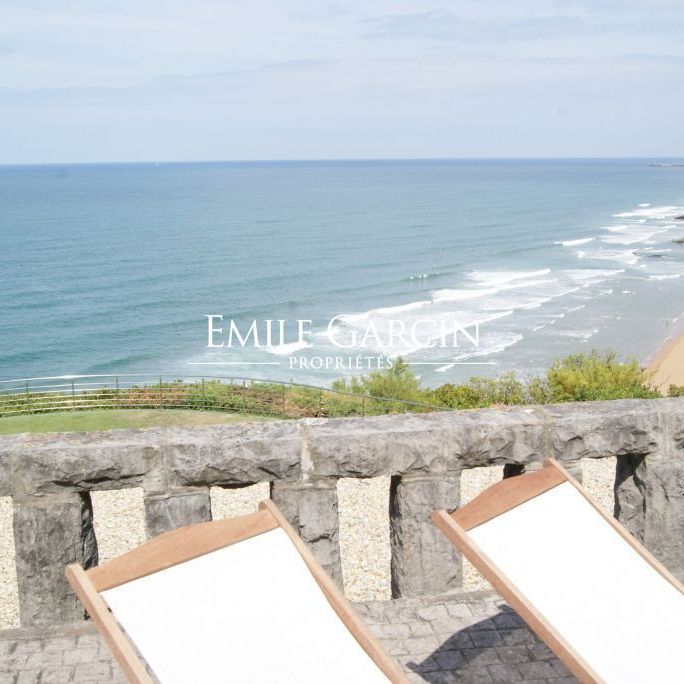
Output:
[{"xmin": 1, "ymin": 397, "xmax": 682, "ymax": 627}]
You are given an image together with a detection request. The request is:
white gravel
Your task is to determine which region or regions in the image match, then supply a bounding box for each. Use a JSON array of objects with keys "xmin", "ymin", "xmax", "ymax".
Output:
[
  {"xmin": 0, "ymin": 459, "xmax": 618, "ymax": 630},
  {"xmin": 461, "ymin": 466, "xmax": 505, "ymax": 591},
  {"xmin": 338, "ymin": 476, "xmax": 392, "ymax": 602},
  {"xmin": 0, "ymin": 497, "xmax": 19, "ymax": 629},
  {"xmin": 211, "ymin": 483, "xmax": 270, "ymax": 520},
  {"xmin": 91, "ymin": 489, "xmax": 146, "ymax": 564}
]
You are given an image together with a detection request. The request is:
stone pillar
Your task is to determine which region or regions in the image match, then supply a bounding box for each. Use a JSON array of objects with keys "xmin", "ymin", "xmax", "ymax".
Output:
[
  {"xmin": 270, "ymin": 479, "xmax": 343, "ymax": 587},
  {"xmin": 144, "ymin": 487, "xmax": 211, "ymax": 538},
  {"xmin": 615, "ymin": 454, "xmax": 684, "ymax": 581},
  {"xmin": 389, "ymin": 473, "xmax": 461, "ymax": 598},
  {"xmin": 13, "ymin": 493, "xmax": 98, "ymax": 626}
]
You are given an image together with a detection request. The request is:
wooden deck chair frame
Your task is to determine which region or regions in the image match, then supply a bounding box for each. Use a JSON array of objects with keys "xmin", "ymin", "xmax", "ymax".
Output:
[
  {"xmin": 432, "ymin": 458, "xmax": 684, "ymax": 684},
  {"xmin": 66, "ymin": 499, "xmax": 408, "ymax": 684}
]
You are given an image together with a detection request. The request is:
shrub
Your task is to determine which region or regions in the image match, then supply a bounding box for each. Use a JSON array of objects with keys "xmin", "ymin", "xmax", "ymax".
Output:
[
  {"xmin": 340, "ymin": 349, "xmax": 662, "ymax": 410},
  {"xmin": 332, "ymin": 358, "xmax": 424, "ymax": 403},
  {"xmin": 669, "ymin": 384, "xmax": 684, "ymax": 398},
  {"xmin": 428, "ymin": 383, "xmax": 483, "ymax": 409},
  {"xmin": 545, "ymin": 350, "xmax": 660, "ymax": 402}
]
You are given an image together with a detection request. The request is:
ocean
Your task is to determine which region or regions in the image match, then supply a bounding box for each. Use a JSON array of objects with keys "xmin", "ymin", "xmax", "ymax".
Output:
[{"xmin": 1, "ymin": 159, "xmax": 684, "ymax": 387}]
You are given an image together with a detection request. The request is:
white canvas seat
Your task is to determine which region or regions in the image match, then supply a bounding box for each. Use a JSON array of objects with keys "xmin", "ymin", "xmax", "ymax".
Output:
[
  {"xmin": 433, "ymin": 458, "xmax": 684, "ymax": 684},
  {"xmin": 66, "ymin": 500, "xmax": 407, "ymax": 683}
]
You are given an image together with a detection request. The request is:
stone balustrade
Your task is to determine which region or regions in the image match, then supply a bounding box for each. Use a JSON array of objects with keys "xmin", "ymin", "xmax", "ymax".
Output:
[{"xmin": 1, "ymin": 397, "xmax": 683, "ymax": 628}]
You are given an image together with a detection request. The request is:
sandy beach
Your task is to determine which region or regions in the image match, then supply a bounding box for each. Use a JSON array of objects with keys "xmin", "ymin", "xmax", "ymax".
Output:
[{"xmin": 647, "ymin": 327, "xmax": 684, "ymax": 393}]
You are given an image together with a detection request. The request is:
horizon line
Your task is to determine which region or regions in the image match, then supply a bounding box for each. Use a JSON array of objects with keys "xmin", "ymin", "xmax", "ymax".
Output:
[{"xmin": 1, "ymin": 155, "xmax": 684, "ymax": 168}]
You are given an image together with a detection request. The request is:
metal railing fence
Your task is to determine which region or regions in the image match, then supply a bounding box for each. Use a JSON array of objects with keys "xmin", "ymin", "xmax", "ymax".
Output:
[{"xmin": 0, "ymin": 374, "xmax": 443, "ymax": 420}]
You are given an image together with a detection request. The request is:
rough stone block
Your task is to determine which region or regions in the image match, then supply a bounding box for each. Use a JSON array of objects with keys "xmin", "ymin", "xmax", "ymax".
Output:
[
  {"xmin": 441, "ymin": 407, "xmax": 548, "ymax": 469},
  {"xmin": 165, "ymin": 421, "xmax": 300, "ymax": 486},
  {"xmin": 304, "ymin": 413, "xmax": 449, "ymax": 478},
  {"xmin": 546, "ymin": 399, "xmax": 662, "ymax": 462},
  {"xmin": 13, "ymin": 494, "xmax": 97, "ymax": 626},
  {"xmin": 144, "ymin": 488, "xmax": 212, "ymax": 537},
  {"xmin": 390, "ymin": 473, "xmax": 461, "ymax": 598},
  {"xmin": 615, "ymin": 452, "xmax": 684, "ymax": 580},
  {"xmin": 270, "ymin": 479, "xmax": 343, "ymax": 586},
  {"xmin": 10, "ymin": 432, "xmax": 157, "ymax": 496},
  {"xmin": 0, "ymin": 446, "xmax": 13, "ymax": 497}
]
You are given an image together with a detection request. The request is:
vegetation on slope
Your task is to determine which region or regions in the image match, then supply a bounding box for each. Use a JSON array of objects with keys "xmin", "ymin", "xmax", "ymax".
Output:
[
  {"xmin": 335, "ymin": 350, "xmax": 679, "ymax": 409},
  {"xmin": 1, "ymin": 351, "xmax": 680, "ymax": 428}
]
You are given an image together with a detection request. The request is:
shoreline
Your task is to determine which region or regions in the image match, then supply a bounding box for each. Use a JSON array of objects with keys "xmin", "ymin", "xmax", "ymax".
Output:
[{"xmin": 647, "ymin": 324, "xmax": 684, "ymax": 392}]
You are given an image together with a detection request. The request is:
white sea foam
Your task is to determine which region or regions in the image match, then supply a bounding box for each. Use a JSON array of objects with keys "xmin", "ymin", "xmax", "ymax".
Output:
[
  {"xmin": 555, "ymin": 237, "xmax": 595, "ymax": 246},
  {"xmin": 562, "ymin": 268, "xmax": 624, "ymax": 281},
  {"xmin": 470, "ymin": 268, "xmax": 551, "ymax": 286},
  {"xmin": 313, "ymin": 193, "xmax": 684, "ymax": 369},
  {"xmin": 614, "ymin": 205, "xmax": 683, "ymax": 219},
  {"xmin": 556, "ymin": 328, "xmax": 599, "ymax": 341},
  {"xmin": 435, "ymin": 332, "xmax": 525, "ymax": 371},
  {"xmin": 576, "ymin": 248, "xmax": 639, "ymax": 266},
  {"xmin": 649, "ymin": 274, "xmax": 681, "ymax": 281},
  {"xmin": 600, "ymin": 228, "xmax": 668, "ymax": 245},
  {"xmin": 409, "ymin": 271, "xmax": 441, "ymax": 281},
  {"xmin": 431, "ymin": 288, "xmax": 497, "ymax": 303},
  {"xmin": 450, "ymin": 333, "xmax": 525, "ymax": 362},
  {"xmin": 565, "ymin": 304, "xmax": 587, "ymax": 314},
  {"xmin": 340, "ymin": 300, "xmax": 429, "ymax": 323},
  {"xmin": 265, "ymin": 341, "xmax": 312, "ymax": 355}
]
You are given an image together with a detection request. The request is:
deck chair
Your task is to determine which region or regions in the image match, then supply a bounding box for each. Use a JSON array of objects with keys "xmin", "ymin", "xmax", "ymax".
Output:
[
  {"xmin": 432, "ymin": 458, "xmax": 684, "ymax": 684},
  {"xmin": 66, "ymin": 499, "xmax": 408, "ymax": 683}
]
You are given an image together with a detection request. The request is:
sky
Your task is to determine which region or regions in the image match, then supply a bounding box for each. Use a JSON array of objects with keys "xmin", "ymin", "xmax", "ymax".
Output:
[{"xmin": 1, "ymin": 1, "xmax": 683, "ymax": 163}]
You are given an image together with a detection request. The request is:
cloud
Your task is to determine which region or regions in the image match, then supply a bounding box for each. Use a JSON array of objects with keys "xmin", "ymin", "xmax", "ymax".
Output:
[
  {"xmin": 0, "ymin": 1, "xmax": 683, "ymax": 162},
  {"xmin": 362, "ymin": 9, "xmax": 684, "ymax": 43},
  {"xmin": 362, "ymin": 11, "xmax": 605, "ymax": 42}
]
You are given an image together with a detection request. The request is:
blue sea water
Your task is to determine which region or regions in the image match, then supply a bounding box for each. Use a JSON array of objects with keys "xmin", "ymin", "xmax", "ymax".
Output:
[{"xmin": 1, "ymin": 159, "xmax": 684, "ymax": 387}]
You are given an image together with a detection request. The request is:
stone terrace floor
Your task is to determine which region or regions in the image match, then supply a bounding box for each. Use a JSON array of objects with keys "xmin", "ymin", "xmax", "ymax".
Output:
[{"xmin": 0, "ymin": 590, "xmax": 576, "ymax": 683}]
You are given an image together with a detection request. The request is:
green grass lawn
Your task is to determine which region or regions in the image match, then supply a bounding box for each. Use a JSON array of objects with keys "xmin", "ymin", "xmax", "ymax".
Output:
[{"xmin": 0, "ymin": 409, "xmax": 271, "ymax": 435}]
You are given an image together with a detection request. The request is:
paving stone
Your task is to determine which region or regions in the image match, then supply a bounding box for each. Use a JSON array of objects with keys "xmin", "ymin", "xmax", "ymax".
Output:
[
  {"xmin": 403, "ymin": 635, "xmax": 442, "ymax": 655},
  {"xmin": 495, "ymin": 645, "xmax": 535, "ymax": 664},
  {"xmin": 40, "ymin": 664, "xmax": 75, "ymax": 683},
  {"xmin": 528, "ymin": 640, "xmax": 556, "ymax": 660},
  {"xmin": 408, "ymin": 621, "xmax": 434, "ymax": 638},
  {"xmin": 63, "ymin": 646, "xmax": 100, "ymax": 665},
  {"xmin": 517, "ymin": 660, "xmax": 563, "ymax": 680},
  {"xmin": 23, "ymin": 649, "xmax": 63, "ymax": 669},
  {"xmin": 549, "ymin": 659, "xmax": 574, "ymax": 678},
  {"xmin": 501, "ymin": 628, "xmax": 535, "ymax": 646},
  {"xmin": 469, "ymin": 630, "xmax": 505, "ymax": 648},
  {"xmin": 0, "ymin": 590, "xmax": 577, "ymax": 683},
  {"xmin": 377, "ymin": 622, "xmax": 412, "ymax": 640},
  {"xmin": 492, "ymin": 610, "xmax": 525, "ymax": 629},
  {"xmin": 434, "ymin": 649, "xmax": 466, "ymax": 670},
  {"xmin": 461, "ymin": 647, "xmax": 501, "ymax": 666},
  {"xmin": 488, "ymin": 662, "xmax": 524, "ymax": 682},
  {"xmin": 415, "ymin": 603, "xmax": 449, "ymax": 621},
  {"xmin": 73, "ymin": 662, "xmax": 112, "ymax": 680},
  {"xmin": 459, "ymin": 665, "xmax": 495, "ymax": 683},
  {"xmin": 446, "ymin": 602, "xmax": 473, "ymax": 619}
]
